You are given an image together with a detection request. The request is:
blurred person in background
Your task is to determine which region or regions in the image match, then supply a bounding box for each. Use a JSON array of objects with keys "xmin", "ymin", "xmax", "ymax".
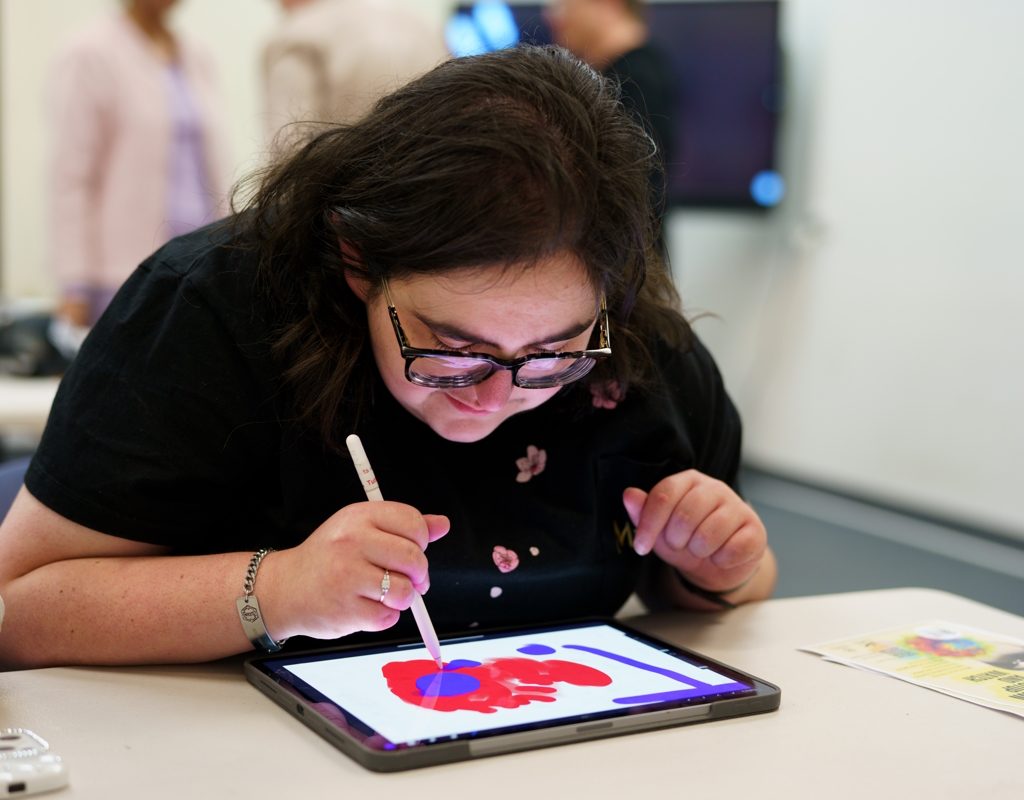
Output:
[
  {"xmin": 48, "ymin": 0, "xmax": 230, "ymax": 331},
  {"xmin": 546, "ymin": 0, "xmax": 674, "ymax": 254},
  {"xmin": 262, "ymin": 0, "xmax": 448, "ymax": 155}
]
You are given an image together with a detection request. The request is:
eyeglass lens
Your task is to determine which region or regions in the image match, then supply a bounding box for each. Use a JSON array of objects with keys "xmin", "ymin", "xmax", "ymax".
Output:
[{"xmin": 407, "ymin": 355, "xmax": 596, "ymax": 388}]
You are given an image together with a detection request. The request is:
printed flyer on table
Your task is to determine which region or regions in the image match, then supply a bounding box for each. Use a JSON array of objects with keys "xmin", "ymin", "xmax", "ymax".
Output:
[{"xmin": 803, "ymin": 620, "xmax": 1024, "ymax": 717}]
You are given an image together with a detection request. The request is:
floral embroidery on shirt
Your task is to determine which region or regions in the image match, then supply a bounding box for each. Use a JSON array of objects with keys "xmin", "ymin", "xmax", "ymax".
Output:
[
  {"xmin": 590, "ymin": 379, "xmax": 626, "ymax": 410},
  {"xmin": 492, "ymin": 545, "xmax": 519, "ymax": 573},
  {"xmin": 515, "ymin": 445, "xmax": 547, "ymax": 483}
]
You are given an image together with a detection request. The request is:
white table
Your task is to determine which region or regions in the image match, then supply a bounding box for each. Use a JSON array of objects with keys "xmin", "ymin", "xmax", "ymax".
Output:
[{"xmin": 2, "ymin": 588, "xmax": 1021, "ymax": 798}]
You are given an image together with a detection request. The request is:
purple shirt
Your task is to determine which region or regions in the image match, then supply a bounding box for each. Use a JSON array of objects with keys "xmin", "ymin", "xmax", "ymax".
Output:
[{"xmin": 164, "ymin": 64, "xmax": 213, "ymax": 238}]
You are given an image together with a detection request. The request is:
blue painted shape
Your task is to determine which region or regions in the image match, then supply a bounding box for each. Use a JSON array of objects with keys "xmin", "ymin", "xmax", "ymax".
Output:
[
  {"xmin": 416, "ymin": 670, "xmax": 482, "ymax": 697},
  {"xmin": 444, "ymin": 659, "xmax": 482, "ymax": 670},
  {"xmin": 517, "ymin": 644, "xmax": 557, "ymax": 656}
]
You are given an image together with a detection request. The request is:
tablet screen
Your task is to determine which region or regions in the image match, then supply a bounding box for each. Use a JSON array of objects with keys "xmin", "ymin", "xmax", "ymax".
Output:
[{"xmin": 254, "ymin": 621, "xmax": 757, "ymax": 749}]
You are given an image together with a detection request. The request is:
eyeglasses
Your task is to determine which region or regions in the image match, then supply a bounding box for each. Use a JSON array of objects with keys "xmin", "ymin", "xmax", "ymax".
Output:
[{"xmin": 381, "ymin": 278, "xmax": 612, "ymax": 389}]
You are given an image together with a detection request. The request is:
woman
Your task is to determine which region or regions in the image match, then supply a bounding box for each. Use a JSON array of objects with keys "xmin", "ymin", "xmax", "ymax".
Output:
[{"xmin": 0, "ymin": 46, "xmax": 775, "ymax": 669}]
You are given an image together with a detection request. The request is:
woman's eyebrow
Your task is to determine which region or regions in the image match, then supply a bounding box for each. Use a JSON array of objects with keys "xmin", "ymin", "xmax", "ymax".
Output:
[{"xmin": 415, "ymin": 313, "xmax": 596, "ymax": 348}]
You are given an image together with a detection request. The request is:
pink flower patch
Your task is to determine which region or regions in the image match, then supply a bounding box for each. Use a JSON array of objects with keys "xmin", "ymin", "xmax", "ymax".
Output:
[
  {"xmin": 515, "ymin": 445, "xmax": 547, "ymax": 483},
  {"xmin": 590, "ymin": 380, "xmax": 625, "ymax": 410},
  {"xmin": 492, "ymin": 546, "xmax": 519, "ymax": 573}
]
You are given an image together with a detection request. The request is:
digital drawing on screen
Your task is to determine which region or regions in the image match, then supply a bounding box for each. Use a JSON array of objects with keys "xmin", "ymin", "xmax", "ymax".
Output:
[
  {"xmin": 279, "ymin": 624, "xmax": 758, "ymax": 745},
  {"xmin": 382, "ymin": 641, "xmax": 751, "ymax": 714}
]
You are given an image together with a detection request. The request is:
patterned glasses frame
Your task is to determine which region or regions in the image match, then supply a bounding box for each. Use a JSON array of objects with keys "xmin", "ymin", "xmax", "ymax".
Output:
[{"xmin": 380, "ymin": 277, "xmax": 612, "ymax": 389}]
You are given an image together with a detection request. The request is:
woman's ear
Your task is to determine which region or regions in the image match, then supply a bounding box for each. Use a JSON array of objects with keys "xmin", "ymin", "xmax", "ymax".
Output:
[
  {"xmin": 340, "ymin": 239, "xmax": 370, "ymax": 301},
  {"xmin": 344, "ymin": 269, "xmax": 371, "ymax": 302}
]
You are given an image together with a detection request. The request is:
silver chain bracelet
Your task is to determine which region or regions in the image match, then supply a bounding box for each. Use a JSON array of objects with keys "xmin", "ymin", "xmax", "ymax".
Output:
[
  {"xmin": 242, "ymin": 547, "xmax": 272, "ymax": 596},
  {"xmin": 235, "ymin": 548, "xmax": 287, "ymax": 653}
]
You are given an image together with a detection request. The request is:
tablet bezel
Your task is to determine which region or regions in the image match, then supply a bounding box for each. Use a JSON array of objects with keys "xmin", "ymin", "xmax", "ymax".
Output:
[{"xmin": 244, "ymin": 617, "xmax": 780, "ymax": 772}]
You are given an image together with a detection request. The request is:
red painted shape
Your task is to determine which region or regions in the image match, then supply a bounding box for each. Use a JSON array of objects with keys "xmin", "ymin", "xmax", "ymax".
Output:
[{"xmin": 383, "ymin": 657, "xmax": 612, "ymax": 714}]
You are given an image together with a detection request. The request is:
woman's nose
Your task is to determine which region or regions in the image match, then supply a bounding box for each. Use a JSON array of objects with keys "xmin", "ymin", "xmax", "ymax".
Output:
[{"xmin": 470, "ymin": 369, "xmax": 514, "ymax": 412}]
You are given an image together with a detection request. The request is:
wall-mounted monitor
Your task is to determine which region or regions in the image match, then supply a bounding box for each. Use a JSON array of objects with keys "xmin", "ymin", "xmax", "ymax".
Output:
[{"xmin": 448, "ymin": 1, "xmax": 784, "ymax": 209}]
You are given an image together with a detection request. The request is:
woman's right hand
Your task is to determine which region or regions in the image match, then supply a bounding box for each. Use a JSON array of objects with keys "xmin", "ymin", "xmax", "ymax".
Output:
[{"xmin": 259, "ymin": 502, "xmax": 450, "ymax": 641}]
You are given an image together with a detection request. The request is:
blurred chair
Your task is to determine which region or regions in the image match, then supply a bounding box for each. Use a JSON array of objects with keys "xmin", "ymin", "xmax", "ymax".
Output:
[{"xmin": 0, "ymin": 456, "xmax": 31, "ymax": 523}]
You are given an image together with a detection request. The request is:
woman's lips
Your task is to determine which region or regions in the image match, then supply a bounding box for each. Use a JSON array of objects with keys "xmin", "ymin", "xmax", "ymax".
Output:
[{"xmin": 443, "ymin": 393, "xmax": 492, "ymax": 416}]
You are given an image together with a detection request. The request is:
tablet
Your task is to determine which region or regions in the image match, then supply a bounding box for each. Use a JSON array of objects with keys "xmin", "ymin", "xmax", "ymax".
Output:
[{"xmin": 245, "ymin": 618, "xmax": 780, "ymax": 771}]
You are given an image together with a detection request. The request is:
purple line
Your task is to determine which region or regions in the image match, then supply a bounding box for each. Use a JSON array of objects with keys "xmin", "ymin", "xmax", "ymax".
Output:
[{"xmin": 562, "ymin": 644, "xmax": 719, "ymax": 689}]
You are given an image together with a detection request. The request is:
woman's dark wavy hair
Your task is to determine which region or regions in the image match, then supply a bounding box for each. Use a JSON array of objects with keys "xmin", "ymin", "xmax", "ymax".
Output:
[{"xmin": 235, "ymin": 45, "xmax": 690, "ymax": 449}]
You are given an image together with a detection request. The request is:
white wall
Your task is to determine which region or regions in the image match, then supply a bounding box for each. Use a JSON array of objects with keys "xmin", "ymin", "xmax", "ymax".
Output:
[
  {"xmin": 673, "ymin": 0, "xmax": 1024, "ymax": 539},
  {"xmin": 3, "ymin": 0, "xmax": 1023, "ymax": 539}
]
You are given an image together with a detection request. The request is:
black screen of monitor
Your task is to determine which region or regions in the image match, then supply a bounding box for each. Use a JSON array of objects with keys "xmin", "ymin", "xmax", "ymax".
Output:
[{"xmin": 452, "ymin": 2, "xmax": 783, "ymax": 209}]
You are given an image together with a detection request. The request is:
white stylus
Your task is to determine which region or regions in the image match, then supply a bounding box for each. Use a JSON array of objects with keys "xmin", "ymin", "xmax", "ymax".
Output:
[{"xmin": 345, "ymin": 434, "xmax": 444, "ymax": 669}]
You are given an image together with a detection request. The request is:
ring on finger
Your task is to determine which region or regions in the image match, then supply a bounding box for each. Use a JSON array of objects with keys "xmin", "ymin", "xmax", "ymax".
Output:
[{"xmin": 379, "ymin": 569, "xmax": 391, "ymax": 604}]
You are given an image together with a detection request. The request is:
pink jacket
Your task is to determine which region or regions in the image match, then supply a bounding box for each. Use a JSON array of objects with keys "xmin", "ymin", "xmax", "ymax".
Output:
[{"xmin": 48, "ymin": 13, "xmax": 230, "ymax": 294}]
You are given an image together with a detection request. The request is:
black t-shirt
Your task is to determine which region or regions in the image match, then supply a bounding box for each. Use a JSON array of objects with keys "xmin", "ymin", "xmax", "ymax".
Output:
[{"xmin": 25, "ymin": 224, "xmax": 741, "ymax": 642}]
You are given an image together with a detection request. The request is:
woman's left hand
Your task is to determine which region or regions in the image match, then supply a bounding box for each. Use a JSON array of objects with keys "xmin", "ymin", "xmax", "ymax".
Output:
[{"xmin": 623, "ymin": 469, "xmax": 768, "ymax": 598}]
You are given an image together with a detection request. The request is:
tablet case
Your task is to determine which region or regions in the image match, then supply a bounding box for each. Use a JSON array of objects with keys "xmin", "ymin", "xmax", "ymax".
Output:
[{"xmin": 245, "ymin": 618, "xmax": 781, "ymax": 772}]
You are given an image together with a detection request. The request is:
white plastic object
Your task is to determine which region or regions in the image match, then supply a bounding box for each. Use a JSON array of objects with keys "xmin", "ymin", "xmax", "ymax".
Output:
[{"xmin": 0, "ymin": 729, "xmax": 70, "ymax": 795}]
